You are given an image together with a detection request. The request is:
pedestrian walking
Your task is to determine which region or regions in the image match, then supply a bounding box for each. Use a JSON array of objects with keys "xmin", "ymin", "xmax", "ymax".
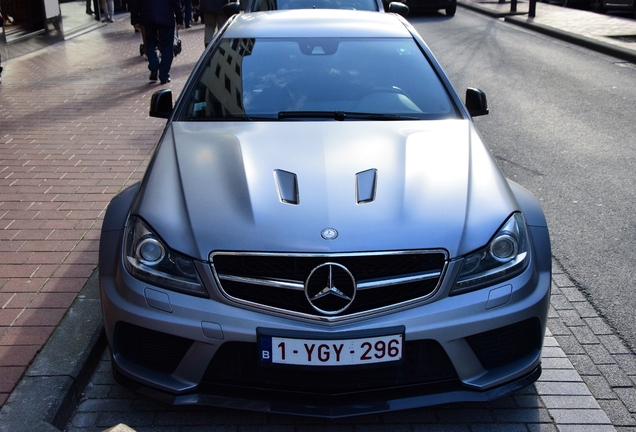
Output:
[
  {"xmin": 183, "ymin": 0, "xmax": 193, "ymax": 28},
  {"xmin": 200, "ymin": 0, "xmax": 228, "ymax": 47},
  {"xmin": 132, "ymin": 0, "xmax": 183, "ymax": 84},
  {"xmin": 100, "ymin": 0, "xmax": 115, "ymax": 22}
]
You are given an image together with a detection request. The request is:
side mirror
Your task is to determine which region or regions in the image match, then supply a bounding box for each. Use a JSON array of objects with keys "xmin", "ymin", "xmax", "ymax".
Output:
[
  {"xmin": 465, "ymin": 87, "xmax": 489, "ymax": 117},
  {"xmin": 149, "ymin": 89, "xmax": 173, "ymax": 119},
  {"xmin": 388, "ymin": 1, "xmax": 409, "ymax": 16},
  {"xmin": 223, "ymin": 2, "xmax": 241, "ymax": 17}
]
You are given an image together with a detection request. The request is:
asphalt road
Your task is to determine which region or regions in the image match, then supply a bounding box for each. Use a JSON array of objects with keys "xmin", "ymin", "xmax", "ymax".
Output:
[{"xmin": 409, "ymin": 10, "xmax": 636, "ymax": 351}]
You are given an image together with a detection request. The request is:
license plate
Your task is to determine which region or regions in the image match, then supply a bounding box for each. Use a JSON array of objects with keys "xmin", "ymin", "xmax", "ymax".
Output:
[{"xmin": 259, "ymin": 333, "xmax": 403, "ymax": 366}]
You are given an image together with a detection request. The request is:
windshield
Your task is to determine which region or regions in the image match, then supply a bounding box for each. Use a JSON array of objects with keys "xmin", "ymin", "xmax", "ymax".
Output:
[{"xmin": 184, "ymin": 37, "xmax": 456, "ymax": 121}]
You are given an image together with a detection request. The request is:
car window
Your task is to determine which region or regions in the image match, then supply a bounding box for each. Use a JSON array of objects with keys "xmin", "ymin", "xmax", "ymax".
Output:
[
  {"xmin": 252, "ymin": 0, "xmax": 380, "ymax": 11},
  {"xmin": 184, "ymin": 37, "xmax": 455, "ymax": 121}
]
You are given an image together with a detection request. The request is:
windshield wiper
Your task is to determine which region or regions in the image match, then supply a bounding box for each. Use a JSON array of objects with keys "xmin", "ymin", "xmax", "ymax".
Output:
[{"xmin": 278, "ymin": 111, "xmax": 420, "ymax": 121}]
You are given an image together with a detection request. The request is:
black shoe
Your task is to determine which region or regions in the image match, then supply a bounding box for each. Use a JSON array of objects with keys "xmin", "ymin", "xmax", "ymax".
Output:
[
  {"xmin": 160, "ymin": 78, "xmax": 171, "ymax": 84},
  {"xmin": 149, "ymin": 70, "xmax": 158, "ymax": 82}
]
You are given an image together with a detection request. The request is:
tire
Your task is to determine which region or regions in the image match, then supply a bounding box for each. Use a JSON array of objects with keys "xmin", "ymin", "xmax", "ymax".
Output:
[
  {"xmin": 591, "ymin": 0, "xmax": 605, "ymax": 13},
  {"xmin": 446, "ymin": 1, "xmax": 457, "ymax": 15}
]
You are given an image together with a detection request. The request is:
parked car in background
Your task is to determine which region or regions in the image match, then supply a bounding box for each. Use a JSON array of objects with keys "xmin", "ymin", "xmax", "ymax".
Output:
[
  {"xmin": 402, "ymin": 0, "xmax": 457, "ymax": 16},
  {"xmin": 590, "ymin": 0, "xmax": 635, "ymax": 17},
  {"xmin": 99, "ymin": 9, "xmax": 551, "ymax": 418},
  {"xmin": 222, "ymin": 0, "xmax": 409, "ymax": 15}
]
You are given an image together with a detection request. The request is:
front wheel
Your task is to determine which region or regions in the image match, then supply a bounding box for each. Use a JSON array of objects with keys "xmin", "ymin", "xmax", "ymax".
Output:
[
  {"xmin": 591, "ymin": 0, "xmax": 605, "ymax": 13},
  {"xmin": 446, "ymin": 2, "xmax": 457, "ymax": 15}
]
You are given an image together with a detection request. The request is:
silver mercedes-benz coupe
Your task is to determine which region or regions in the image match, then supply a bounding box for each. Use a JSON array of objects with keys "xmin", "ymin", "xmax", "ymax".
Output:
[{"xmin": 99, "ymin": 9, "xmax": 551, "ymax": 418}]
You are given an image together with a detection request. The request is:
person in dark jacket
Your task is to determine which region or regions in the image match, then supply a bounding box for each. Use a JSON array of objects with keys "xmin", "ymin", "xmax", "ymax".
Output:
[
  {"xmin": 200, "ymin": 0, "xmax": 228, "ymax": 47},
  {"xmin": 131, "ymin": 0, "xmax": 183, "ymax": 84}
]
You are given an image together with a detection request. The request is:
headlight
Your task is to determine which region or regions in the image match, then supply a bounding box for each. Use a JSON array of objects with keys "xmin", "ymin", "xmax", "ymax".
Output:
[
  {"xmin": 451, "ymin": 213, "xmax": 530, "ymax": 295},
  {"xmin": 123, "ymin": 217, "xmax": 208, "ymax": 297}
]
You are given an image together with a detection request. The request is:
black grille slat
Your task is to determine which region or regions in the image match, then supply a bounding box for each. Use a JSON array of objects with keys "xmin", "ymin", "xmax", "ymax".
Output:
[{"xmin": 211, "ymin": 252, "xmax": 446, "ymax": 318}]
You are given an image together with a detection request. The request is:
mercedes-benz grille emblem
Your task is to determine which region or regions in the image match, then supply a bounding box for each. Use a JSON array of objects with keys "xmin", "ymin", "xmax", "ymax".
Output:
[
  {"xmin": 321, "ymin": 228, "xmax": 338, "ymax": 240},
  {"xmin": 305, "ymin": 263, "xmax": 356, "ymax": 315}
]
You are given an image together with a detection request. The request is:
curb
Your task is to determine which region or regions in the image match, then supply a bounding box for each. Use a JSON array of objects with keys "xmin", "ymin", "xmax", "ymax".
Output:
[
  {"xmin": 458, "ymin": 1, "xmax": 636, "ymax": 64},
  {"xmin": 0, "ymin": 269, "xmax": 106, "ymax": 432},
  {"xmin": 504, "ymin": 15, "xmax": 636, "ymax": 64}
]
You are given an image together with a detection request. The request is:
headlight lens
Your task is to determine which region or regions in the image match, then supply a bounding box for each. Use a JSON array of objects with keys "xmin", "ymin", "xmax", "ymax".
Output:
[
  {"xmin": 123, "ymin": 217, "xmax": 207, "ymax": 297},
  {"xmin": 451, "ymin": 213, "xmax": 530, "ymax": 295}
]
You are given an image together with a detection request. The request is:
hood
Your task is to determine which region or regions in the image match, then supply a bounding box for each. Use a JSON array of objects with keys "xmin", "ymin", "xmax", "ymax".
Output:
[{"xmin": 134, "ymin": 120, "xmax": 518, "ymax": 260}]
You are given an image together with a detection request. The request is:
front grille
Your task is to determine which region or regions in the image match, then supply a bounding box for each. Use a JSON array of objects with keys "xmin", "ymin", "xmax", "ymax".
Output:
[
  {"xmin": 466, "ymin": 318, "xmax": 542, "ymax": 370},
  {"xmin": 201, "ymin": 340, "xmax": 458, "ymax": 394},
  {"xmin": 115, "ymin": 322, "xmax": 194, "ymax": 375},
  {"xmin": 211, "ymin": 251, "xmax": 447, "ymax": 319}
]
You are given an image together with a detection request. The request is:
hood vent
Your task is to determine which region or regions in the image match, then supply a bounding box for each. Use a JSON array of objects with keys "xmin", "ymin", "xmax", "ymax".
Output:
[
  {"xmin": 274, "ymin": 168, "xmax": 377, "ymax": 206},
  {"xmin": 274, "ymin": 169, "xmax": 299, "ymax": 205},
  {"xmin": 356, "ymin": 169, "xmax": 377, "ymax": 204}
]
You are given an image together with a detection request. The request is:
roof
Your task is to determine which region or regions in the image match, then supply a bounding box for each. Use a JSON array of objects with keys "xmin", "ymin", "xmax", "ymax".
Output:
[{"xmin": 223, "ymin": 9, "xmax": 412, "ymax": 39}]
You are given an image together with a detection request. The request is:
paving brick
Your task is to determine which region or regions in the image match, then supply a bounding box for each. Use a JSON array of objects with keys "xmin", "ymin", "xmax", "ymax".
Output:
[
  {"xmin": 68, "ymin": 412, "xmax": 99, "ymax": 428},
  {"xmin": 540, "ymin": 346, "xmax": 568, "ymax": 358},
  {"xmin": 583, "ymin": 375, "xmax": 620, "ymax": 400},
  {"xmin": 0, "ymin": 309, "xmax": 21, "ymax": 327},
  {"xmin": 470, "ymin": 426, "xmax": 529, "ymax": 432},
  {"xmin": 597, "ymin": 363, "xmax": 633, "ymax": 388},
  {"xmin": 550, "ymin": 409, "xmax": 612, "ymax": 424},
  {"xmin": 0, "ymin": 326, "xmax": 55, "ymax": 346},
  {"xmin": 526, "ymin": 424, "xmax": 558, "ymax": 432},
  {"xmin": 615, "ymin": 354, "xmax": 636, "ymax": 376},
  {"xmin": 75, "ymin": 398, "xmax": 133, "ymax": 413},
  {"xmin": 541, "ymin": 395, "xmax": 601, "ymax": 409},
  {"xmin": 534, "ymin": 381, "xmax": 592, "ymax": 396},
  {"xmin": 584, "ymin": 317, "xmax": 615, "ymax": 336},
  {"xmin": 556, "ymin": 334, "xmax": 590, "ymax": 355},
  {"xmin": 546, "ymin": 318, "xmax": 572, "ymax": 336},
  {"xmin": 0, "ymin": 345, "xmax": 41, "ymax": 366},
  {"xmin": 554, "ymin": 308, "xmax": 586, "ymax": 327},
  {"xmin": 493, "ymin": 408, "xmax": 553, "ymax": 423},
  {"xmin": 41, "ymin": 276, "xmax": 88, "ymax": 293},
  {"xmin": 26, "ymin": 292, "xmax": 77, "ymax": 309},
  {"xmin": 436, "ymin": 408, "xmax": 495, "ymax": 423},
  {"xmin": 596, "ymin": 399, "xmax": 636, "ymax": 427},
  {"xmin": 557, "ymin": 426, "xmax": 616, "ymax": 432},
  {"xmin": 572, "ymin": 301, "xmax": 602, "ymax": 319},
  {"xmin": 549, "ymin": 293, "xmax": 573, "ymax": 311},
  {"xmin": 598, "ymin": 335, "xmax": 631, "ymax": 356},
  {"xmin": 559, "ymin": 287, "xmax": 587, "ymax": 302},
  {"xmin": 0, "ymin": 366, "xmax": 24, "ymax": 393},
  {"xmin": 12, "ymin": 308, "xmax": 67, "ymax": 327},
  {"xmin": 539, "ymin": 369, "xmax": 583, "ymax": 382},
  {"xmin": 541, "ymin": 356, "xmax": 576, "ymax": 370},
  {"xmin": 570, "ymin": 325, "xmax": 602, "ymax": 345},
  {"xmin": 613, "ymin": 387, "xmax": 636, "ymax": 413},
  {"xmin": 585, "ymin": 343, "xmax": 618, "ymax": 366},
  {"xmin": 513, "ymin": 395, "xmax": 545, "ymax": 408},
  {"xmin": 551, "ymin": 273, "xmax": 575, "ymax": 288},
  {"xmin": 95, "ymin": 412, "xmax": 155, "ymax": 428}
]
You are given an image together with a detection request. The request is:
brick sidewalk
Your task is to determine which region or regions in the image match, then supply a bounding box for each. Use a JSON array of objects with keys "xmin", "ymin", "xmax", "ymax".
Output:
[{"xmin": 0, "ymin": 17, "xmax": 207, "ymax": 407}]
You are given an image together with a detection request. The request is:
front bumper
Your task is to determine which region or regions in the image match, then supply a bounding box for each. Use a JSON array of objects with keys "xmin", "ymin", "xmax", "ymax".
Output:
[{"xmin": 99, "ymin": 223, "xmax": 550, "ymax": 417}]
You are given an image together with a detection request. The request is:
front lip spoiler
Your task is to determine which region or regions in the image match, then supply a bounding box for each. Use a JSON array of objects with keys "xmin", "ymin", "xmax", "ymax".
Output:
[{"xmin": 113, "ymin": 363, "xmax": 542, "ymax": 418}]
